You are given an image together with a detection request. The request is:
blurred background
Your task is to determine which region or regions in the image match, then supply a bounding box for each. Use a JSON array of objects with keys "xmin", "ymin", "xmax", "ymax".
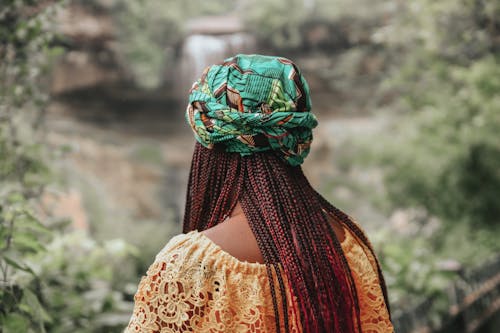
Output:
[{"xmin": 1, "ymin": 0, "xmax": 499, "ymax": 332}]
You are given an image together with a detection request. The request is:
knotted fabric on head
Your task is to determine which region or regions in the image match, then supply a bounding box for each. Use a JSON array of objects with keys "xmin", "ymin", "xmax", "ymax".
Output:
[{"xmin": 185, "ymin": 54, "xmax": 318, "ymax": 166}]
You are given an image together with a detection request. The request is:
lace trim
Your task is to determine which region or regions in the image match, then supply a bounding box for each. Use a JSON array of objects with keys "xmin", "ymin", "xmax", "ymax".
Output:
[
  {"xmin": 125, "ymin": 229, "xmax": 393, "ymax": 332},
  {"xmin": 342, "ymin": 230, "xmax": 394, "ymax": 332}
]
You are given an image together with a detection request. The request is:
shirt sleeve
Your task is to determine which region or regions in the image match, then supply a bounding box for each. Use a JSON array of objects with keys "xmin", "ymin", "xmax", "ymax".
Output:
[
  {"xmin": 123, "ymin": 234, "xmax": 202, "ymax": 333},
  {"xmin": 123, "ymin": 231, "xmax": 279, "ymax": 333}
]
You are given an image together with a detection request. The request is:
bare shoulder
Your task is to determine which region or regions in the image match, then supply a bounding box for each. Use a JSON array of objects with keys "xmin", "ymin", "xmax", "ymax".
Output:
[
  {"xmin": 202, "ymin": 212, "xmax": 265, "ymax": 264},
  {"xmin": 201, "ymin": 204, "xmax": 346, "ymax": 264}
]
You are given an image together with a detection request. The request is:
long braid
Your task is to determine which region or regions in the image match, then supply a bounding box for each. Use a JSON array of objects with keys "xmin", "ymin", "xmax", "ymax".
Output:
[
  {"xmin": 245, "ymin": 155, "xmax": 355, "ymax": 332},
  {"xmin": 239, "ymin": 161, "xmax": 284, "ymax": 332},
  {"xmin": 245, "ymin": 156, "xmax": 294, "ymax": 331},
  {"xmin": 286, "ymin": 166, "xmax": 355, "ymax": 332},
  {"xmin": 314, "ymin": 188, "xmax": 392, "ymax": 318},
  {"xmin": 247, "ymin": 155, "xmax": 318, "ymax": 330},
  {"xmin": 292, "ymin": 168, "xmax": 363, "ymax": 332},
  {"xmin": 184, "ymin": 143, "xmax": 373, "ymax": 332}
]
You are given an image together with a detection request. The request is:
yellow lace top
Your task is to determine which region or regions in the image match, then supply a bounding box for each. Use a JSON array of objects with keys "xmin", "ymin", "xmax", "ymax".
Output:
[{"xmin": 124, "ymin": 227, "xmax": 394, "ymax": 333}]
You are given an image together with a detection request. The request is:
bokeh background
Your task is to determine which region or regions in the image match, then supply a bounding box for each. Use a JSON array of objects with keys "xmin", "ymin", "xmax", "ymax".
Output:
[{"xmin": 1, "ymin": 0, "xmax": 499, "ymax": 332}]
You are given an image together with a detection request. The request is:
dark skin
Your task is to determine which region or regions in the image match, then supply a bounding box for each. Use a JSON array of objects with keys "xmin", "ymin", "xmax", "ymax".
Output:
[{"xmin": 202, "ymin": 201, "xmax": 346, "ymax": 264}]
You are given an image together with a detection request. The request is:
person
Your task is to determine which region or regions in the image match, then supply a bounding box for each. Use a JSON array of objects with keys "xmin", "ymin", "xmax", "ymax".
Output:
[{"xmin": 124, "ymin": 54, "xmax": 394, "ymax": 333}]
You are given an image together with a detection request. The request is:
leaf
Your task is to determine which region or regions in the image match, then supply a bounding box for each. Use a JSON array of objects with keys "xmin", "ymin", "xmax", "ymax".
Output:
[
  {"xmin": 19, "ymin": 289, "xmax": 52, "ymax": 324},
  {"xmin": 16, "ymin": 212, "xmax": 51, "ymax": 235},
  {"xmin": 12, "ymin": 231, "xmax": 44, "ymax": 253},
  {"xmin": 2, "ymin": 256, "xmax": 35, "ymax": 275},
  {"xmin": 2, "ymin": 312, "xmax": 30, "ymax": 333}
]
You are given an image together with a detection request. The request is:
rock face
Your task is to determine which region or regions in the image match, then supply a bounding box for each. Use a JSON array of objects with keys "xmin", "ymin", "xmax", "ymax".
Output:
[
  {"xmin": 51, "ymin": 50, "xmax": 124, "ymax": 94},
  {"xmin": 51, "ymin": 3, "xmax": 129, "ymax": 95},
  {"xmin": 47, "ymin": 4, "xmax": 193, "ymax": 236},
  {"xmin": 51, "ymin": 9, "xmax": 257, "ymax": 101}
]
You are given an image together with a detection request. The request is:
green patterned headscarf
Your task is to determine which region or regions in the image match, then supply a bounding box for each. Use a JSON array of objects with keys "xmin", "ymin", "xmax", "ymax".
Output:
[{"xmin": 186, "ymin": 54, "xmax": 318, "ymax": 166}]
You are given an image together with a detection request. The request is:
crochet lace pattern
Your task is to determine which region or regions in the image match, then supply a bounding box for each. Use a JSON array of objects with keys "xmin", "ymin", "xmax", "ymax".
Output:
[{"xmin": 125, "ymin": 228, "xmax": 393, "ymax": 333}]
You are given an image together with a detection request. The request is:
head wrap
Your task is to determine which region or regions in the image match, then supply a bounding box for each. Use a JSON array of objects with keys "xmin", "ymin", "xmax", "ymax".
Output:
[{"xmin": 186, "ymin": 54, "xmax": 318, "ymax": 166}]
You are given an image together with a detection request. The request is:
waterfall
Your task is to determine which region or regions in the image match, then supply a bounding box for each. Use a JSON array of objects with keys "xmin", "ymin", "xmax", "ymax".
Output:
[{"xmin": 176, "ymin": 32, "xmax": 256, "ymax": 99}]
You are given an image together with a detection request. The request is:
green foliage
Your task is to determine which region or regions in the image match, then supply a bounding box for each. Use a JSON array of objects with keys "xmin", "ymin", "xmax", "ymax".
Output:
[
  {"xmin": 33, "ymin": 231, "xmax": 137, "ymax": 333},
  {"xmin": 378, "ymin": 218, "xmax": 500, "ymax": 324},
  {"xmin": 381, "ymin": 235, "xmax": 451, "ymax": 310},
  {"xmin": 1, "ymin": 1, "xmax": 139, "ymax": 332},
  {"xmin": 375, "ymin": 0, "xmax": 500, "ymax": 228},
  {"xmin": 375, "ymin": 0, "xmax": 500, "ymax": 63},
  {"xmin": 0, "ymin": 195, "xmax": 52, "ymax": 332},
  {"xmin": 1, "ymin": 1, "xmax": 64, "ymax": 331},
  {"xmin": 314, "ymin": 0, "xmax": 500, "ymax": 319},
  {"xmin": 243, "ymin": 0, "xmax": 390, "ymax": 50},
  {"xmin": 112, "ymin": 0, "xmax": 184, "ymax": 89},
  {"xmin": 361, "ymin": 0, "xmax": 500, "ymax": 320},
  {"xmin": 109, "ymin": 0, "xmax": 237, "ymax": 88},
  {"xmin": 243, "ymin": 0, "xmax": 308, "ymax": 49}
]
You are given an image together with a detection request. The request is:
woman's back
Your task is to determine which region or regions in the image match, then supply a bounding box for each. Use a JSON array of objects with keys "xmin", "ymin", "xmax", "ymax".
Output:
[
  {"xmin": 125, "ymin": 54, "xmax": 393, "ymax": 332},
  {"xmin": 125, "ymin": 214, "xmax": 393, "ymax": 332}
]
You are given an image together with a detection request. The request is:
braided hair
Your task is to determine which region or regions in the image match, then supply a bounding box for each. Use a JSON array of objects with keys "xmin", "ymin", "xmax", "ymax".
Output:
[{"xmin": 183, "ymin": 142, "xmax": 391, "ymax": 333}]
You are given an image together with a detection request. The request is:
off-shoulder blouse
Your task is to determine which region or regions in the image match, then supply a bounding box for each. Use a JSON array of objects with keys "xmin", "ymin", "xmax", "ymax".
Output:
[{"xmin": 124, "ymin": 226, "xmax": 393, "ymax": 332}]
